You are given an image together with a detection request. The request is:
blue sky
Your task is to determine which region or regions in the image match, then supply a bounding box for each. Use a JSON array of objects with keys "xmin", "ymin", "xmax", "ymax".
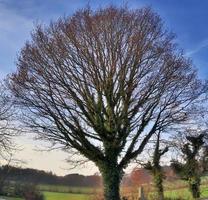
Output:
[
  {"xmin": 0, "ymin": 0, "xmax": 208, "ymax": 175},
  {"xmin": 0, "ymin": 0, "xmax": 208, "ymax": 80}
]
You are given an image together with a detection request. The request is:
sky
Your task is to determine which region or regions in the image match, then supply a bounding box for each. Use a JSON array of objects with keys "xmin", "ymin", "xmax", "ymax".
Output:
[{"xmin": 0, "ymin": 0, "xmax": 208, "ymax": 176}]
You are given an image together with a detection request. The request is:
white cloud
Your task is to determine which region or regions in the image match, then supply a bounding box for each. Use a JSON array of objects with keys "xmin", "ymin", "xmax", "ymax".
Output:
[{"xmin": 186, "ymin": 39, "xmax": 208, "ymax": 56}]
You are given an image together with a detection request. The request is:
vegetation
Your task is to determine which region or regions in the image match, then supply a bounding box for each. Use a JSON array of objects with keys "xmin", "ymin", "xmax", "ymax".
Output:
[
  {"xmin": 0, "ymin": 165, "xmax": 101, "ymax": 187},
  {"xmin": 1, "ymin": 178, "xmax": 208, "ymax": 200},
  {"xmin": 171, "ymin": 133, "xmax": 205, "ymax": 199},
  {"xmin": 144, "ymin": 132, "xmax": 168, "ymax": 200},
  {"xmin": 43, "ymin": 192, "xmax": 89, "ymax": 200},
  {"xmin": 1, "ymin": 183, "xmax": 44, "ymax": 200},
  {"xmin": 8, "ymin": 5, "xmax": 206, "ymax": 200},
  {"xmin": 0, "ymin": 83, "xmax": 20, "ymax": 194},
  {"xmin": 21, "ymin": 185, "xmax": 44, "ymax": 200}
]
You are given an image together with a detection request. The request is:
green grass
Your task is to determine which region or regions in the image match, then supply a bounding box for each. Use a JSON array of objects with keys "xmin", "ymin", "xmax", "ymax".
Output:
[
  {"xmin": 2, "ymin": 180, "xmax": 208, "ymax": 200},
  {"xmin": 163, "ymin": 185, "xmax": 208, "ymax": 200},
  {"xmin": 38, "ymin": 185, "xmax": 98, "ymax": 194},
  {"xmin": 0, "ymin": 197, "xmax": 22, "ymax": 200},
  {"xmin": 164, "ymin": 188, "xmax": 192, "ymax": 199},
  {"xmin": 43, "ymin": 191, "xmax": 90, "ymax": 200},
  {"xmin": 0, "ymin": 191, "xmax": 91, "ymax": 200}
]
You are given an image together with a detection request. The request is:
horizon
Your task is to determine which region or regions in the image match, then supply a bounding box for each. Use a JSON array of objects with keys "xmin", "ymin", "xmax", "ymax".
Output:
[{"xmin": 0, "ymin": 0, "xmax": 208, "ymax": 176}]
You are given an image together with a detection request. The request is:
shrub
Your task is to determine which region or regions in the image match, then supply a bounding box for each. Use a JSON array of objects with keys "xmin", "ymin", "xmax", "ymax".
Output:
[
  {"xmin": 13, "ymin": 183, "xmax": 25, "ymax": 197},
  {"xmin": 164, "ymin": 198, "xmax": 187, "ymax": 200},
  {"xmin": 13, "ymin": 183, "xmax": 44, "ymax": 200}
]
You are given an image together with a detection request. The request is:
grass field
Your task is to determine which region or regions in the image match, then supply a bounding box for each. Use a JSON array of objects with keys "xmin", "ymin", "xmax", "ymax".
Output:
[
  {"xmin": 1, "ymin": 180, "xmax": 208, "ymax": 200},
  {"xmin": 38, "ymin": 185, "xmax": 98, "ymax": 194},
  {"xmin": 0, "ymin": 192, "xmax": 91, "ymax": 200},
  {"xmin": 44, "ymin": 192, "xmax": 90, "ymax": 200},
  {"xmin": 0, "ymin": 197, "xmax": 22, "ymax": 200},
  {"xmin": 0, "ymin": 192, "xmax": 90, "ymax": 200},
  {"xmin": 163, "ymin": 186, "xmax": 208, "ymax": 200}
]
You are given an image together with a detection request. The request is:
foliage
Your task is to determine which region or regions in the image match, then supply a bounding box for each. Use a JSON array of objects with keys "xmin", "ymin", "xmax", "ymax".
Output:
[
  {"xmin": 171, "ymin": 134, "xmax": 205, "ymax": 199},
  {"xmin": 13, "ymin": 183, "xmax": 44, "ymax": 200},
  {"xmin": 0, "ymin": 165, "xmax": 101, "ymax": 187},
  {"xmin": 164, "ymin": 198, "xmax": 186, "ymax": 200}
]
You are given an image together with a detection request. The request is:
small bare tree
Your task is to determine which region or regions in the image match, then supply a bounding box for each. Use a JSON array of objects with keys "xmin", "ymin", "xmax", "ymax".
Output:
[
  {"xmin": 8, "ymin": 6, "xmax": 206, "ymax": 200},
  {"xmin": 0, "ymin": 83, "xmax": 19, "ymax": 193}
]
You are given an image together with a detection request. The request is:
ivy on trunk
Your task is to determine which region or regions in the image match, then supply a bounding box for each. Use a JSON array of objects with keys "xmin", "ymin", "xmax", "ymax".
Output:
[
  {"xmin": 144, "ymin": 132, "xmax": 168, "ymax": 200},
  {"xmin": 171, "ymin": 133, "xmax": 205, "ymax": 199}
]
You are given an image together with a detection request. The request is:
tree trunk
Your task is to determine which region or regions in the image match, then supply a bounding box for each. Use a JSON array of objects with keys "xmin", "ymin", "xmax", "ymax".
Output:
[
  {"xmin": 189, "ymin": 176, "xmax": 200, "ymax": 199},
  {"xmin": 99, "ymin": 163, "xmax": 122, "ymax": 200},
  {"xmin": 153, "ymin": 170, "xmax": 164, "ymax": 200},
  {"xmin": 0, "ymin": 183, "xmax": 3, "ymax": 195}
]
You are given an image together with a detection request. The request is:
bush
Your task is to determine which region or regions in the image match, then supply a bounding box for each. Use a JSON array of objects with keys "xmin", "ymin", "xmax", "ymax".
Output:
[
  {"xmin": 13, "ymin": 183, "xmax": 25, "ymax": 197},
  {"xmin": 23, "ymin": 185, "xmax": 44, "ymax": 200},
  {"xmin": 164, "ymin": 198, "xmax": 187, "ymax": 200},
  {"xmin": 13, "ymin": 183, "xmax": 44, "ymax": 200},
  {"xmin": 148, "ymin": 193, "xmax": 187, "ymax": 200}
]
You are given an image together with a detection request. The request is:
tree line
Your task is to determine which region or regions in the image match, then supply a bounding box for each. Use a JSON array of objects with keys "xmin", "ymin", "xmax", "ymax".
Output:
[{"xmin": 0, "ymin": 165, "xmax": 101, "ymax": 187}]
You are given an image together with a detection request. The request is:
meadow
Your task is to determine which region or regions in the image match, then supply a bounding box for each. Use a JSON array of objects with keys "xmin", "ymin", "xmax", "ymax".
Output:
[
  {"xmin": 1, "ymin": 179, "xmax": 208, "ymax": 200},
  {"xmin": 43, "ymin": 192, "xmax": 90, "ymax": 200}
]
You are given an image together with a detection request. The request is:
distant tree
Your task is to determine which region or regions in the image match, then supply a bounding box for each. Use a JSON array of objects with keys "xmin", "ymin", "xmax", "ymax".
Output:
[
  {"xmin": 0, "ymin": 83, "xmax": 17, "ymax": 153},
  {"xmin": 130, "ymin": 168, "xmax": 152, "ymax": 186},
  {"xmin": 144, "ymin": 132, "xmax": 168, "ymax": 200},
  {"xmin": 0, "ymin": 83, "xmax": 19, "ymax": 194},
  {"xmin": 9, "ymin": 6, "xmax": 206, "ymax": 200},
  {"xmin": 171, "ymin": 133, "xmax": 205, "ymax": 199},
  {"xmin": 0, "ymin": 157, "xmax": 16, "ymax": 195}
]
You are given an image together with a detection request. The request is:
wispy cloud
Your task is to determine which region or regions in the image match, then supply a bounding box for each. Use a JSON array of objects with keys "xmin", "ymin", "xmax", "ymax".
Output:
[{"xmin": 186, "ymin": 39, "xmax": 208, "ymax": 56}]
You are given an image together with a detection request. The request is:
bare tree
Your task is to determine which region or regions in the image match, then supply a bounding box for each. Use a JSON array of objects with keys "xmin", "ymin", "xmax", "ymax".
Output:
[
  {"xmin": 0, "ymin": 83, "xmax": 19, "ymax": 193},
  {"xmin": 0, "ymin": 83, "xmax": 19, "ymax": 153},
  {"xmin": 8, "ymin": 6, "xmax": 206, "ymax": 200},
  {"xmin": 0, "ymin": 153, "xmax": 20, "ymax": 195},
  {"xmin": 0, "ymin": 84, "xmax": 15, "ymax": 148}
]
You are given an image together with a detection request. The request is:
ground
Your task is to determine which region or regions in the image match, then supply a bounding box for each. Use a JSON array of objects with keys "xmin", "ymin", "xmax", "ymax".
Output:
[{"xmin": 1, "ymin": 178, "xmax": 208, "ymax": 200}]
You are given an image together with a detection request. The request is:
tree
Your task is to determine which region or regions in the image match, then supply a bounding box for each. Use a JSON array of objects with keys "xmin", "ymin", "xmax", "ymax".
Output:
[
  {"xmin": 200, "ymin": 145, "xmax": 208, "ymax": 173},
  {"xmin": 144, "ymin": 132, "xmax": 168, "ymax": 200},
  {"xmin": 171, "ymin": 133, "xmax": 205, "ymax": 199},
  {"xmin": 0, "ymin": 83, "xmax": 16, "ymax": 152},
  {"xmin": 8, "ymin": 6, "xmax": 206, "ymax": 200},
  {"xmin": 0, "ymin": 83, "xmax": 19, "ymax": 194}
]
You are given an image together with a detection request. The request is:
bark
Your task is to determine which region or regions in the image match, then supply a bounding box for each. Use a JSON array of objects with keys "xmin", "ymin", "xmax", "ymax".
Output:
[
  {"xmin": 99, "ymin": 162, "xmax": 122, "ymax": 200},
  {"xmin": 153, "ymin": 169, "xmax": 164, "ymax": 200},
  {"xmin": 147, "ymin": 133, "xmax": 167, "ymax": 200},
  {"xmin": 171, "ymin": 134, "xmax": 204, "ymax": 200},
  {"xmin": 188, "ymin": 176, "xmax": 200, "ymax": 199}
]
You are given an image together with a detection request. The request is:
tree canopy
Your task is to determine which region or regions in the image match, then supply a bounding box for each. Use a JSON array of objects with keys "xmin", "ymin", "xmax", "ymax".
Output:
[{"xmin": 9, "ymin": 6, "xmax": 206, "ymax": 200}]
